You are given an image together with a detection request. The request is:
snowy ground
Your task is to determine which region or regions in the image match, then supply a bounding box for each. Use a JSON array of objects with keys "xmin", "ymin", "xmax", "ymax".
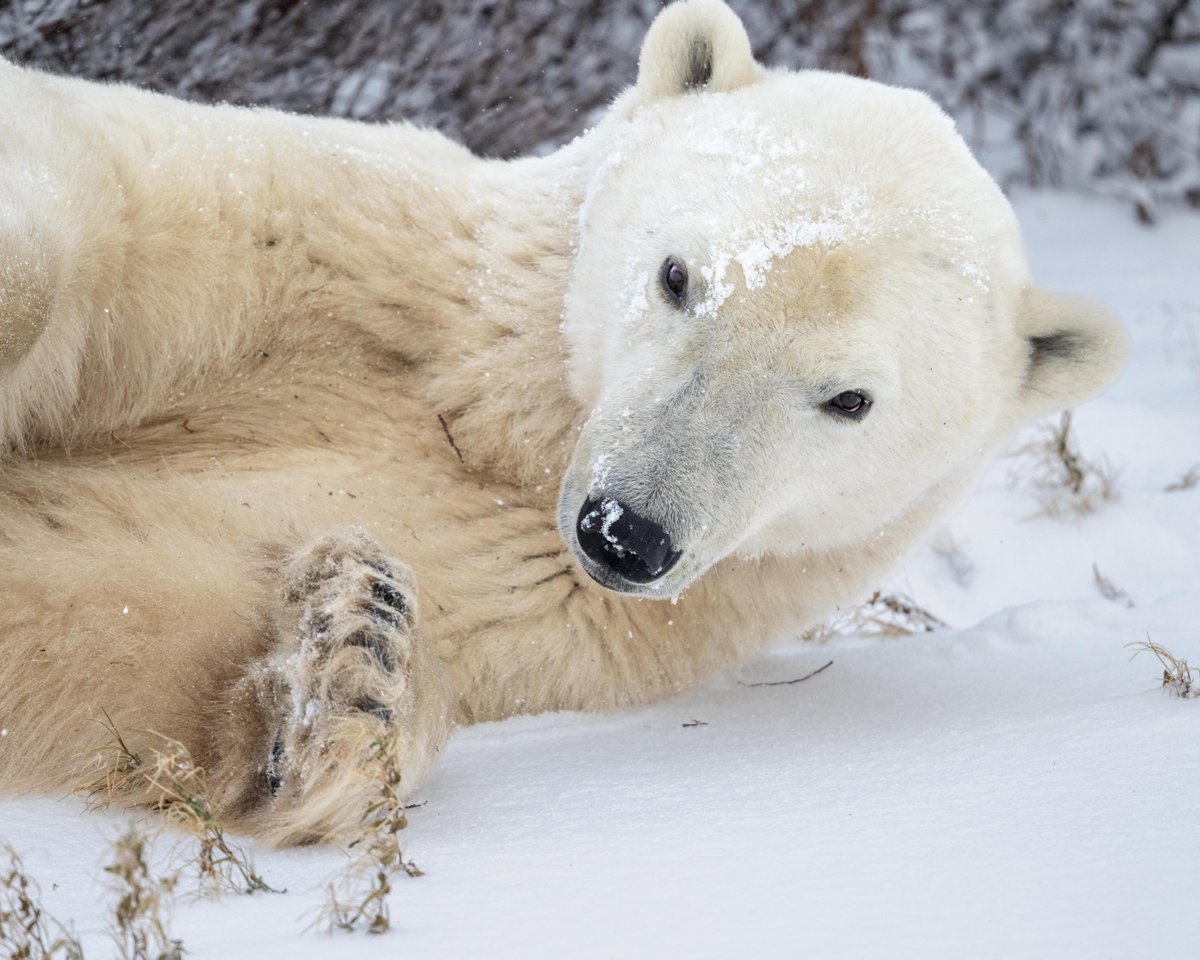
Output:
[{"xmin": 2, "ymin": 191, "xmax": 1198, "ymax": 959}]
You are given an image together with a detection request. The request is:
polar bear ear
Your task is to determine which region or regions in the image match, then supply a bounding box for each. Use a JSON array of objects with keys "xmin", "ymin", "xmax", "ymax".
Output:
[
  {"xmin": 1015, "ymin": 287, "xmax": 1129, "ymax": 419},
  {"xmin": 634, "ymin": 0, "xmax": 762, "ymax": 101}
]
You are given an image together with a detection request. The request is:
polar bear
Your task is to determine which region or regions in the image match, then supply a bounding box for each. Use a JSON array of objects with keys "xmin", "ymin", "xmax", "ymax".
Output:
[{"xmin": 0, "ymin": 0, "xmax": 1125, "ymax": 843}]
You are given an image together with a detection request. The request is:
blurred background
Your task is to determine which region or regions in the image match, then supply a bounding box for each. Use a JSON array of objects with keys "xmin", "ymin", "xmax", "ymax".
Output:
[{"xmin": 1, "ymin": 0, "xmax": 1198, "ymax": 221}]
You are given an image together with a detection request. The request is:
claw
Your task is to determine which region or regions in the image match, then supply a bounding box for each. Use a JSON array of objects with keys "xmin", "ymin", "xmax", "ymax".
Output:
[
  {"xmin": 350, "ymin": 628, "xmax": 397, "ymax": 673},
  {"xmin": 266, "ymin": 733, "xmax": 285, "ymax": 796},
  {"xmin": 368, "ymin": 574, "xmax": 407, "ymax": 620},
  {"xmin": 356, "ymin": 697, "xmax": 393, "ymax": 722},
  {"xmin": 369, "ymin": 595, "xmax": 403, "ymax": 628}
]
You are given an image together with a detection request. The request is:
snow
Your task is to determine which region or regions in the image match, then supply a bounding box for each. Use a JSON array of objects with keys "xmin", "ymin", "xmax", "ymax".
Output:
[
  {"xmin": 2, "ymin": 190, "xmax": 1198, "ymax": 957},
  {"xmin": 706, "ymin": 184, "xmax": 876, "ymax": 312},
  {"xmin": 597, "ymin": 497, "xmax": 624, "ymax": 544}
]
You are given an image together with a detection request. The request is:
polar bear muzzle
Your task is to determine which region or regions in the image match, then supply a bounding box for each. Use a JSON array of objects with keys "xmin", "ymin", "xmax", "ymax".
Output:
[{"xmin": 575, "ymin": 497, "xmax": 681, "ymax": 587}]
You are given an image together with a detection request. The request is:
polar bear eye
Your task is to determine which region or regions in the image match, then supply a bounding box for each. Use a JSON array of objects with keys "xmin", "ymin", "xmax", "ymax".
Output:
[
  {"xmin": 659, "ymin": 257, "xmax": 688, "ymax": 305},
  {"xmin": 824, "ymin": 390, "xmax": 872, "ymax": 420}
]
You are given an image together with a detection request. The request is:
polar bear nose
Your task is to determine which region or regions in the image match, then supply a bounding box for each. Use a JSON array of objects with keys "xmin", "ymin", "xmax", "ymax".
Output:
[{"xmin": 576, "ymin": 497, "xmax": 681, "ymax": 585}]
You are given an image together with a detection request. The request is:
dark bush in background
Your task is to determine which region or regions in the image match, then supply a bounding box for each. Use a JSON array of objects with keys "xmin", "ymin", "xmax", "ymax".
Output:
[{"xmin": 2, "ymin": 0, "xmax": 1197, "ymax": 219}]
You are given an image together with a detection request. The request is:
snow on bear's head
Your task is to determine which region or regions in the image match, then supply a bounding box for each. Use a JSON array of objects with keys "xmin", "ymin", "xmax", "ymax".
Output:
[{"xmin": 556, "ymin": 0, "xmax": 1127, "ymax": 597}]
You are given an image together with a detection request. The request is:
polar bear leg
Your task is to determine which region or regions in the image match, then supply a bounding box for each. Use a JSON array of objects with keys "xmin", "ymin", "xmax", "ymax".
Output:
[
  {"xmin": 0, "ymin": 474, "xmax": 451, "ymax": 843},
  {"xmin": 207, "ymin": 528, "xmax": 452, "ymax": 845}
]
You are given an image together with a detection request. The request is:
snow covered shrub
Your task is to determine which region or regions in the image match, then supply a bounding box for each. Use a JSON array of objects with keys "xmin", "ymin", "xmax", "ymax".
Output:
[
  {"xmin": 864, "ymin": 0, "xmax": 1200, "ymax": 222},
  {"xmin": 747, "ymin": 0, "xmax": 1200, "ymax": 218},
  {"xmin": 2, "ymin": 0, "xmax": 1196, "ymax": 215}
]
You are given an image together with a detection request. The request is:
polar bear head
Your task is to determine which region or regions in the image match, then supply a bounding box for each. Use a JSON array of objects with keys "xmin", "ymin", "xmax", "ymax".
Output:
[{"xmin": 556, "ymin": 0, "xmax": 1127, "ymax": 597}]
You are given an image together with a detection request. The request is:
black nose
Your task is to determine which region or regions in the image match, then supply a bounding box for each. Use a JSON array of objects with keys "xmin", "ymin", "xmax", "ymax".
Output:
[{"xmin": 576, "ymin": 497, "xmax": 681, "ymax": 585}]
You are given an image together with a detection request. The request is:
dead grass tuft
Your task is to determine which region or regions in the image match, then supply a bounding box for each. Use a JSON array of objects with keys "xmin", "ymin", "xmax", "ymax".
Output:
[
  {"xmin": 1011, "ymin": 410, "xmax": 1118, "ymax": 517},
  {"xmin": 0, "ymin": 845, "xmax": 84, "ymax": 960},
  {"xmin": 1092, "ymin": 563, "xmax": 1135, "ymax": 608},
  {"xmin": 80, "ymin": 721, "xmax": 277, "ymax": 898},
  {"xmin": 1128, "ymin": 638, "xmax": 1199, "ymax": 698},
  {"xmin": 320, "ymin": 730, "xmax": 422, "ymax": 935},
  {"xmin": 78, "ymin": 711, "xmax": 145, "ymax": 808},
  {"xmin": 931, "ymin": 536, "xmax": 975, "ymax": 589},
  {"xmin": 105, "ymin": 826, "xmax": 183, "ymax": 960},
  {"xmin": 803, "ymin": 591, "xmax": 949, "ymax": 642},
  {"xmin": 139, "ymin": 739, "xmax": 279, "ymax": 897},
  {"xmin": 1164, "ymin": 463, "xmax": 1199, "ymax": 493}
]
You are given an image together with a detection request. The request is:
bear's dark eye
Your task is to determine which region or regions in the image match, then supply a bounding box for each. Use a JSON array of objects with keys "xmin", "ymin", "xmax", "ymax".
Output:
[
  {"xmin": 824, "ymin": 390, "xmax": 872, "ymax": 421},
  {"xmin": 660, "ymin": 257, "xmax": 688, "ymax": 306}
]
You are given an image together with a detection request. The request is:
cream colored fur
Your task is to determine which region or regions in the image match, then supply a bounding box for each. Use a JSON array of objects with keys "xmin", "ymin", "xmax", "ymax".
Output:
[{"xmin": 0, "ymin": 0, "xmax": 1126, "ymax": 844}]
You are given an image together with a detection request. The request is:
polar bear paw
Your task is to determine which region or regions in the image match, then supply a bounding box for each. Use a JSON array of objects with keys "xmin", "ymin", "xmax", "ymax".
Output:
[
  {"xmin": 265, "ymin": 529, "xmax": 418, "ymax": 790},
  {"xmin": 212, "ymin": 528, "xmax": 450, "ymax": 843}
]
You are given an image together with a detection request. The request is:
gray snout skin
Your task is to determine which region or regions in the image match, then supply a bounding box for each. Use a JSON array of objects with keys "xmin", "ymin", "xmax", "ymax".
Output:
[{"xmin": 557, "ymin": 376, "xmax": 761, "ymax": 597}]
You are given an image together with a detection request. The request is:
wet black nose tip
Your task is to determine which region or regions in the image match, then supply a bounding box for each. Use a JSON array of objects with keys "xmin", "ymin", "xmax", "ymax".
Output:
[{"xmin": 576, "ymin": 497, "xmax": 681, "ymax": 585}]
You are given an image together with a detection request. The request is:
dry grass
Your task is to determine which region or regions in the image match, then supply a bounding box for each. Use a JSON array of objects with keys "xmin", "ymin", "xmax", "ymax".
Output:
[
  {"xmin": 1010, "ymin": 410, "xmax": 1119, "ymax": 517},
  {"xmin": 105, "ymin": 825, "xmax": 184, "ymax": 960},
  {"xmin": 1164, "ymin": 463, "xmax": 1199, "ymax": 493},
  {"xmin": 140, "ymin": 739, "xmax": 280, "ymax": 897},
  {"xmin": 80, "ymin": 721, "xmax": 277, "ymax": 898},
  {"xmin": 931, "ymin": 535, "xmax": 976, "ymax": 589},
  {"xmin": 1092, "ymin": 563, "xmax": 1135, "ymax": 608},
  {"xmin": 1128, "ymin": 638, "xmax": 1199, "ymax": 698},
  {"xmin": 320, "ymin": 730, "xmax": 422, "ymax": 935},
  {"xmin": 802, "ymin": 591, "xmax": 949, "ymax": 642},
  {"xmin": 0, "ymin": 845, "xmax": 84, "ymax": 960},
  {"xmin": 12, "ymin": 725, "xmax": 277, "ymax": 960},
  {"xmin": 78, "ymin": 712, "xmax": 145, "ymax": 808}
]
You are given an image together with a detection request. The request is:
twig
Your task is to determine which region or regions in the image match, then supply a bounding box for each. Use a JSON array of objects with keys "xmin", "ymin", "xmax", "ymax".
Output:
[
  {"xmin": 740, "ymin": 660, "xmax": 834, "ymax": 687},
  {"xmin": 436, "ymin": 414, "xmax": 464, "ymax": 464}
]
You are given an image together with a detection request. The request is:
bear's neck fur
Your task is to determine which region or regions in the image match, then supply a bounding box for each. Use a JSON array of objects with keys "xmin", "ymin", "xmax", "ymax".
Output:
[
  {"xmin": 239, "ymin": 116, "xmax": 597, "ymax": 489},
  {"xmin": 401, "ymin": 138, "xmax": 600, "ymax": 490}
]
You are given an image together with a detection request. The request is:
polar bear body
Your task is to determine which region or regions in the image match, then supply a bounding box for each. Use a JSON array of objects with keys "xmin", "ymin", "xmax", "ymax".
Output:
[{"xmin": 0, "ymin": 1, "xmax": 1125, "ymax": 842}]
